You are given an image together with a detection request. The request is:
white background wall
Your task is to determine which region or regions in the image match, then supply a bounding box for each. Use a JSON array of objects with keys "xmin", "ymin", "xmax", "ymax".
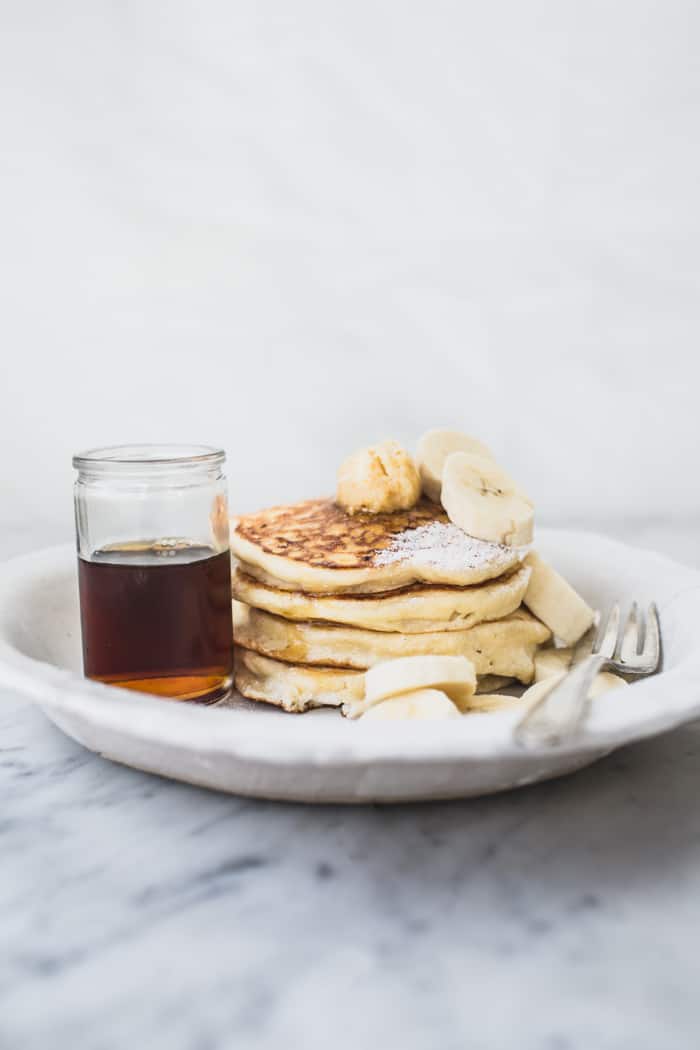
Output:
[{"xmin": 2, "ymin": 1, "xmax": 699, "ymax": 545}]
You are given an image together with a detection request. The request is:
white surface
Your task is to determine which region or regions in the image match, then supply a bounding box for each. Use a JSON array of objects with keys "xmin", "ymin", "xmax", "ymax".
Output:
[
  {"xmin": 1, "ymin": 530, "xmax": 698, "ymax": 805},
  {"xmin": 2, "ymin": 2, "xmax": 700, "ymax": 537}
]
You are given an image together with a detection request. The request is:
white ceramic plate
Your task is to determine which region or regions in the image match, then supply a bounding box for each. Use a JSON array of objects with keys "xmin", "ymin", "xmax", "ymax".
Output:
[{"xmin": 1, "ymin": 530, "xmax": 699, "ymax": 803}]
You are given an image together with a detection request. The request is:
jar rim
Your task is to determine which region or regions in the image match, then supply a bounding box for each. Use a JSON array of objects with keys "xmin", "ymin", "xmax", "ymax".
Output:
[{"xmin": 73, "ymin": 444, "xmax": 225, "ymax": 472}]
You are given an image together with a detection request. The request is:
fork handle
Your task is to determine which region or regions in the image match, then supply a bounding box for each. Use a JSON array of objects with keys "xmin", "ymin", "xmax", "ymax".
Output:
[{"xmin": 515, "ymin": 652, "xmax": 606, "ymax": 749}]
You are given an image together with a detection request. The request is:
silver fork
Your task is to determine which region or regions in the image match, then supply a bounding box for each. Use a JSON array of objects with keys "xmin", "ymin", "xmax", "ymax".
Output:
[{"xmin": 515, "ymin": 602, "xmax": 661, "ymax": 748}]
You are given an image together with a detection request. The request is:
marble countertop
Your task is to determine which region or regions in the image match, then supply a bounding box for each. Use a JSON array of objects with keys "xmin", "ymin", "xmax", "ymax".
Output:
[{"xmin": 3, "ymin": 520, "xmax": 700, "ymax": 1050}]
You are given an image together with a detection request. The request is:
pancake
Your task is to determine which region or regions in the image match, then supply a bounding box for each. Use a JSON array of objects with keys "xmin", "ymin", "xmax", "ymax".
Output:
[
  {"xmin": 232, "ymin": 562, "xmax": 531, "ymax": 633},
  {"xmin": 231, "ymin": 498, "xmax": 521, "ymax": 594},
  {"xmin": 235, "ymin": 649, "xmax": 363, "ymax": 713},
  {"xmin": 233, "ymin": 601, "xmax": 550, "ymax": 678},
  {"xmin": 234, "ymin": 649, "xmax": 524, "ymax": 715}
]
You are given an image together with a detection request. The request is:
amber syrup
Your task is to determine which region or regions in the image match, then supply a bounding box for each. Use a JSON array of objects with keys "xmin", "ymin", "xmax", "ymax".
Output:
[{"xmin": 78, "ymin": 539, "xmax": 233, "ymax": 703}]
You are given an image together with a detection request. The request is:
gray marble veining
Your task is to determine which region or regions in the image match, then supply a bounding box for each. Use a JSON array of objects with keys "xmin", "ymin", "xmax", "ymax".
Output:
[{"xmin": 2, "ymin": 521, "xmax": 700, "ymax": 1050}]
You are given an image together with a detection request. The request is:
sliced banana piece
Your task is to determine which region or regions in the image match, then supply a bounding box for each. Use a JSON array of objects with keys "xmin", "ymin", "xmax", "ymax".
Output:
[
  {"xmin": 364, "ymin": 654, "xmax": 477, "ymax": 713},
  {"xmin": 520, "ymin": 671, "xmax": 565, "ymax": 708},
  {"xmin": 467, "ymin": 693, "xmax": 526, "ymax": 713},
  {"xmin": 471, "ymin": 668, "xmax": 628, "ymax": 716},
  {"xmin": 535, "ymin": 626, "xmax": 599, "ymax": 681},
  {"xmin": 441, "ymin": 452, "xmax": 534, "ymax": 547},
  {"xmin": 521, "ymin": 669, "xmax": 627, "ymax": 708},
  {"xmin": 588, "ymin": 671, "xmax": 628, "ymax": 698},
  {"xmin": 361, "ymin": 688, "xmax": 460, "ymax": 721},
  {"xmin": 534, "ymin": 647, "xmax": 574, "ymax": 682},
  {"xmin": 523, "ymin": 552, "xmax": 595, "ymax": 645},
  {"xmin": 416, "ymin": 429, "xmax": 495, "ymax": 502}
]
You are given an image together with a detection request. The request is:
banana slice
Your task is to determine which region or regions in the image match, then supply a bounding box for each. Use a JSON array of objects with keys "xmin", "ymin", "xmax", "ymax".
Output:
[
  {"xmin": 535, "ymin": 625, "xmax": 599, "ymax": 681},
  {"xmin": 521, "ymin": 669, "xmax": 627, "ymax": 707},
  {"xmin": 520, "ymin": 672, "xmax": 564, "ymax": 708},
  {"xmin": 534, "ymin": 647, "xmax": 574, "ymax": 682},
  {"xmin": 472, "ymin": 668, "xmax": 628, "ymax": 717},
  {"xmin": 588, "ymin": 671, "xmax": 628, "ymax": 698},
  {"xmin": 523, "ymin": 552, "xmax": 595, "ymax": 645},
  {"xmin": 416, "ymin": 429, "xmax": 495, "ymax": 502},
  {"xmin": 361, "ymin": 688, "xmax": 460, "ymax": 721},
  {"xmin": 441, "ymin": 452, "xmax": 534, "ymax": 547},
  {"xmin": 468, "ymin": 693, "xmax": 525, "ymax": 713},
  {"xmin": 364, "ymin": 654, "xmax": 477, "ymax": 713}
]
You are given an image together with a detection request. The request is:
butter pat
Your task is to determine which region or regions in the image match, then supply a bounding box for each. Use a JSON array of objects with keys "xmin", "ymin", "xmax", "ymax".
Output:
[{"xmin": 337, "ymin": 440, "xmax": 421, "ymax": 514}]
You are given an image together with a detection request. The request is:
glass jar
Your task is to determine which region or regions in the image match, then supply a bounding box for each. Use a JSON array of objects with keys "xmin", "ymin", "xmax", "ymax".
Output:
[{"xmin": 73, "ymin": 445, "xmax": 233, "ymax": 704}]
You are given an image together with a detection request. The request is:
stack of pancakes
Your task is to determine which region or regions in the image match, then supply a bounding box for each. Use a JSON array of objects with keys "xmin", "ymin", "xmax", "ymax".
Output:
[{"xmin": 231, "ymin": 498, "xmax": 551, "ymax": 714}]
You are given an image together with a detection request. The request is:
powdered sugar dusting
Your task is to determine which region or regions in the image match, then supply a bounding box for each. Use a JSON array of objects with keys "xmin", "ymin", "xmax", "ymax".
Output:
[{"xmin": 374, "ymin": 521, "xmax": 514, "ymax": 572}]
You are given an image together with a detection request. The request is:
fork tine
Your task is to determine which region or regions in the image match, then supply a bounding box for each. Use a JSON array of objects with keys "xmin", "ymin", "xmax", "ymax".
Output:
[
  {"xmin": 640, "ymin": 602, "xmax": 660, "ymax": 668},
  {"xmin": 594, "ymin": 602, "xmax": 621, "ymax": 659},
  {"xmin": 618, "ymin": 602, "xmax": 641, "ymax": 663}
]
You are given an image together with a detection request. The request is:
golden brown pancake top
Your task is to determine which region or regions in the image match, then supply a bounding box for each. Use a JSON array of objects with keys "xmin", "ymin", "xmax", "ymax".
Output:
[{"xmin": 233, "ymin": 498, "xmax": 447, "ymax": 569}]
